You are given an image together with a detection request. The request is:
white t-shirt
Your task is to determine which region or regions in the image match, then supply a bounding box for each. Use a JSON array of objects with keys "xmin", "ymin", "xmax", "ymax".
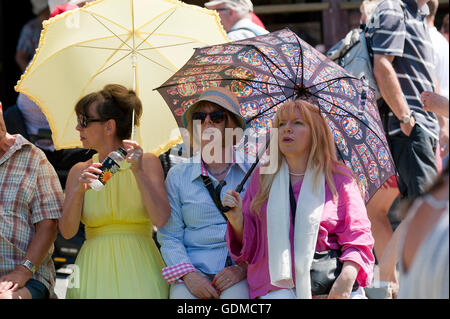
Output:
[
  {"xmin": 227, "ymin": 18, "xmax": 269, "ymax": 41},
  {"xmin": 398, "ymin": 208, "xmax": 449, "ymax": 299},
  {"xmin": 428, "ymin": 26, "xmax": 449, "ymax": 98}
]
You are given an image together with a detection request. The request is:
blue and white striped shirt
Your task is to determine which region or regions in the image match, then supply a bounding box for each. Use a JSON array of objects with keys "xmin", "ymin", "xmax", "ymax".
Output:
[
  {"xmin": 367, "ymin": 0, "xmax": 439, "ymax": 139},
  {"xmin": 157, "ymin": 153, "xmax": 253, "ymax": 275}
]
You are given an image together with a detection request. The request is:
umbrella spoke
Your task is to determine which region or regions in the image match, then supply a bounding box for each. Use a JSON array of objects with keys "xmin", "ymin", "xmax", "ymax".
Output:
[
  {"xmin": 312, "ymin": 93, "xmax": 391, "ymax": 151},
  {"xmin": 137, "ymin": 41, "xmax": 196, "ymax": 51},
  {"xmin": 306, "ymin": 76, "xmax": 359, "ymax": 92},
  {"xmin": 246, "ymin": 92, "xmax": 297, "ymax": 122},
  {"xmin": 235, "ymin": 79, "xmax": 293, "ymax": 110},
  {"xmin": 135, "ymin": 8, "xmax": 177, "ymax": 51},
  {"xmin": 92, "ymin": 50, "xmax": 133, "ymax": 78},
  {"xmin": 135, "ymin": 51, "xmax": 177, "ymax": 73},
  {"xmin": 74, "ymin": 45, "xmax": 131, "ymax": 51},
  {"xmin": 87, "ymin": 12, "xmax": 134, "ymax": 51},
  {"xmin": 291, "ymin": 33, "xmax": 304, "ymax": 89},
  {"xmin": 251, "ymin": 45, "xmax": 300, "ymax": 94}
]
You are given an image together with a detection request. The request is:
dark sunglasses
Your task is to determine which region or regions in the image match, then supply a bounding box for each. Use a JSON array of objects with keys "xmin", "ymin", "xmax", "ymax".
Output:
[
  {"xmin": 77, "ymin": 115, "xmax": 108, "ymax": 128},
  {"xmin": 192, "ymin": 111, "xmax": 227, "ymax": 124}
]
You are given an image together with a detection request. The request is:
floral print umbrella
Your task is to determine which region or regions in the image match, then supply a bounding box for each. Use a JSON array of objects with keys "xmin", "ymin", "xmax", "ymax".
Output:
[{"xmin": 157, "ymin": 28, "xmax": 395, "ymax": 203}]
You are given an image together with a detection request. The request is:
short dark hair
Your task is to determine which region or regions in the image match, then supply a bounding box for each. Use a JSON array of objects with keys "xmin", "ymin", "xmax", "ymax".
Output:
[{"xmin": 75, "ymin": 84, "xmax": 142, "ymax": 140}]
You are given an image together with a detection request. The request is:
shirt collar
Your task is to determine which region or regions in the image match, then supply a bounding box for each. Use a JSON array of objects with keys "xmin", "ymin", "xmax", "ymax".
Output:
[
  {"xmin": 230, "ymin": 18, "xmax": 253, "ymax": 32},
  {"xmin": 189, "ymin": 149, "xmax": 249, "ymax": 183},
  {"xmin": 0, "ymin": 134, "xmax": 31, "ymax": 166}
]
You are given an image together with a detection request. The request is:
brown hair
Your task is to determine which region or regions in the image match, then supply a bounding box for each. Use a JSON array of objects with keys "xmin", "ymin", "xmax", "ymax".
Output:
[
  {"xmin": 75, "ymin": 84, "xmax": 142, "ymax": 140},
  {"xmin": 250, "ymin": 99, "xmax": 353, "ymax": 215}
]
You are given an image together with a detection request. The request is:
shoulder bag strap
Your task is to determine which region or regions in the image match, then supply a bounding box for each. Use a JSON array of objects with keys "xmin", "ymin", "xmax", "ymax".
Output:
[{"xmin": 201, "ymin": 175, "xmax": 229, "ymax": 221}]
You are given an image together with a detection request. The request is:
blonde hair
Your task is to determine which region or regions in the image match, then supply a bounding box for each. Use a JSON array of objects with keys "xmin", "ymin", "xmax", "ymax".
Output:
[{"xmin": 250, "ymin": 99, "xmax": 352, "ymax": 214}]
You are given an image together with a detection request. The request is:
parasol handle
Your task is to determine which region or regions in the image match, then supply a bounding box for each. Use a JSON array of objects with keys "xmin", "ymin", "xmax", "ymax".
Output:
[
  {"xmin": 220, "ymin": 157, "xmax": 260, "ymax": 213},
  {"xmin": 220, "ymin": 134, "xmax": 272, "ymax": 213},
  {"xmin": 131, "ymin": 53, "xmax": 137, "ymax": 141}
]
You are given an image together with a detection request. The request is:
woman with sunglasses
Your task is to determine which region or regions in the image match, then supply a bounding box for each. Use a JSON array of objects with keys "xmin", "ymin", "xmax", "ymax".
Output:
[
  {"xmin": 157, "ymin": 87, "xmax": 250, "ymax": 299},
  {"xmin": 222, "ymin": 99, "xmax": 375, "ymax": 299},
  {"xmin": 60, "ymin": 84, "xmax": 170, "ymax": 298}
]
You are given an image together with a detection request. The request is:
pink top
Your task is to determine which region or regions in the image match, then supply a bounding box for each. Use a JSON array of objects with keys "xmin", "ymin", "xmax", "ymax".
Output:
[{"xmin": 227, "ymin": 166, "xmax": 375, "ymax": 299}]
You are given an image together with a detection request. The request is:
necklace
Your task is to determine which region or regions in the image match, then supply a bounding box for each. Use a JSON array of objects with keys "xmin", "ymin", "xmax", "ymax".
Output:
[{"xmin": 289, "ymin": 171, "xmax": 305, "ymax": 177}]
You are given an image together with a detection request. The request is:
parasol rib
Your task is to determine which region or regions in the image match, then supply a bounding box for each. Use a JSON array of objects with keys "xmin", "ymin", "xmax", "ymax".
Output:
[
  {"xmin": 135, "ymin": 51, "xmax": 177, "ymax": 72},
  {"xmin": 92, "ymin": 51, "xmax": 133, "ymax": 77},
  {"xmin": 135, "ymin": 8, "xmax": 177, "ymax": 51},
  {"xmin": 312, "ymin": 93, "xmax": 391, "ymax": 152},
  {"xmin": 74, "ymin": 45, "xmax": 131, "ymax": 51},
  {"xmin": 88, "ymin": 12, "xmax": 134, "ymax": 51},
  {"xmin": 138, "ymin": 41, "xmax": 196, "ymax": 51}
]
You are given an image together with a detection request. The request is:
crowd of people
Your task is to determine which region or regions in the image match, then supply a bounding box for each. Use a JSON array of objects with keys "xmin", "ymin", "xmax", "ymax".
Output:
[{"xmin": 0, "ymin": 0, "xmax": 448, "ymax": 300}]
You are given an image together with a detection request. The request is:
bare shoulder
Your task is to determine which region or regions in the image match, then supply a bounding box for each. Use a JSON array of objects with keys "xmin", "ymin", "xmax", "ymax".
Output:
[
  {"xmin": 142, "ymin": 152, "xmax": 161, "ymax": 164},
  {"xmin": 142, "ymin": 152, "xmax": 164, "ymax": 172}
]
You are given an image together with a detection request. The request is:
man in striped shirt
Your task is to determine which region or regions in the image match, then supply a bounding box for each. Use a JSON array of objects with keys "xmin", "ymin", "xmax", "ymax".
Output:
[{"xmin": 367, "ymin": 0, "xmax": 444, "ymax": 198}]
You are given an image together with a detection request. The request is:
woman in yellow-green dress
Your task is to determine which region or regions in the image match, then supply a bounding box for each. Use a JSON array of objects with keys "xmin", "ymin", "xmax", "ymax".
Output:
[{"xmin": 60, "ymin": 84, "xmax": 169, "ymax": 298}]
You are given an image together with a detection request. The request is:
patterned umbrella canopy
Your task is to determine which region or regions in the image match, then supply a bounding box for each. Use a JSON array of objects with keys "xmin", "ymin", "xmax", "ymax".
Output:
[{"xmin": 157, "ymin": 28, "xmax": 395, "ymax": 203}]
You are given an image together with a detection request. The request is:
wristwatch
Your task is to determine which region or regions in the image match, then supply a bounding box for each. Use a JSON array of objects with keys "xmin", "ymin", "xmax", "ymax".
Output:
[
  {"xmin": 20, "ymin": 259, "xmax": 36, "ymax": 274},
  {"xmin": 401, "ymin": 112, "xmax": 412, "ymax": 124}
]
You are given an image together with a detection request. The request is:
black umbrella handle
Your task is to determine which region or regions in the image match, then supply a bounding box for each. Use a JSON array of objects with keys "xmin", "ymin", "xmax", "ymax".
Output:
[
  {"xmin": 219, "ymin": 134, "xmax": 271, "ymax": 213},
  {"xmin": 220, "ymin": 158, "xmax": 260, "ymax": 213}
]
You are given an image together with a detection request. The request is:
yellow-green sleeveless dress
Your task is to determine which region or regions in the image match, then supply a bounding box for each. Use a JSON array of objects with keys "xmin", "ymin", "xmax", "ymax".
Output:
[{"xmin": 66, "ymin": 154, "xmax": 169, "ymax": 299}]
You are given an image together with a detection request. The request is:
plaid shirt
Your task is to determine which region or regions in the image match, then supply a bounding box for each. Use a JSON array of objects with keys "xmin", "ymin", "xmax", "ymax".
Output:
[{"xmin": 0, "ymin": 135, "xmax": 63, "ymax": 297}]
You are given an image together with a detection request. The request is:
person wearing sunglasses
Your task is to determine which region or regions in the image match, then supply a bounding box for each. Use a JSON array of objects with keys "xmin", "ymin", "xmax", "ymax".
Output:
[
  {"xmin": 157, "ymin": 87, "xmax": 251, "ymax": 299},
  {"xmin": 60, "ymin": 84, "xmax": 170, "ymax": 298},
  {"xmin": 222, "ymin": 100, "xmax": 375, "ymax": 299}
]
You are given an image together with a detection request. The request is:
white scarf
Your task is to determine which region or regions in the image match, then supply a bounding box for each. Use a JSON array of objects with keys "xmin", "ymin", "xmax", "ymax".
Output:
[{"xmin": 267, "ymin": 158, "xmax": 325, "ymax": 299}]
